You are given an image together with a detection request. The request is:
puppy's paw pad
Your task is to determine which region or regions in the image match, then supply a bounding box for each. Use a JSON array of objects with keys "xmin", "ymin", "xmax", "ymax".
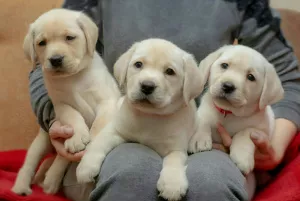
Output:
[
  {"xmin": 76, "ymin": 161, "xmax": 100, "ymax": 184},
  {"xmin": 188, "ymin": 133, "xmax": 212, "ymax": 153},
  {"xmin": 43, "ymin": 175, "xmax": 61, "ymax": 194},
  {"xmin": 64, "ymin": 135, "xmax": 87, "ymax": 153},
  {"xmin": 230, "ymin": 152, "xmax": 254, "ymax": 175},
  {"xmin": 81, "ymin": 134, "xmax": 90, "ymax": 145},
  {"xmin": 11, "ymin": 185, "xmax": 32, "ymax": 196},
  {"xmin": 157, "ymin": 168, "xmax": 188, "ymax": 201}
]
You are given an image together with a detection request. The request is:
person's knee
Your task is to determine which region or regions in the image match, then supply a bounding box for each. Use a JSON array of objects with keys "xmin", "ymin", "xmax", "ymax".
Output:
[
  {"xmin": 189, "ymin": 173, "xmax": 248, "ymax": 201},
  {"xmin": 63, "ymin": 163, "xmax": 94, "ymax": 201},
  {"xmin": 187, "ymin": 150, "xmax": 248, "ymax": 201},
  {"xmin": 90, "ymin": 143, "xmax": 162, "ymax": 201}
]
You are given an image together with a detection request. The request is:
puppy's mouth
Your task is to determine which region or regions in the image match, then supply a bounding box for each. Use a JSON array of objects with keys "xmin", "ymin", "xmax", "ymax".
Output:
[
  {"xmin": 210, "ymin": 86, "xmax": 247, "ymax": 107},
  {"xmin": 44, "ymin": 62, "xmax": 79, "ymax": 77},
  {"xmin": 129, "ymin": 92, "xmax": 163, "ymax": 107},
  {"xmin": 213, "ymin": 92, "xmax": 232, "ymax": 104},
  {"xmin": 132, "ymin": 96, "xmax": 154, "ymax": 105},
  {"xmin": 45, "ymin": 67, "xmax": 71, "ymax": 77}
]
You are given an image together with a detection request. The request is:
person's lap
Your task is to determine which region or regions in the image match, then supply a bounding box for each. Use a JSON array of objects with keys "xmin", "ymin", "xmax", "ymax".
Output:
[{"xmin": 63, "ymin": 143, "xmax": 249, "ymax": 201}]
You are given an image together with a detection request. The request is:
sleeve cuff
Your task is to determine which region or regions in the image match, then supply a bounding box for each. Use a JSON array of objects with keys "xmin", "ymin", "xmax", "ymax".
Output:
[
  {"xmin": 273, "ymin": 106, "xmax": 300, "ymax": 130},
  {"xmin": 49, "ymin": 110, "xmax": 56, "ymax": 129}
]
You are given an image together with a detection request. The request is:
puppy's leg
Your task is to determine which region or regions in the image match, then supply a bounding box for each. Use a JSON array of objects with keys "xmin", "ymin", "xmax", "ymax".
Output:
[
  {"xmin": 33, "ymin": 156, "xmax": 55, "ymax": 186},
  {"xmin": 76, "ymin": 123, "xmax": 125, "ymax": 183},
  {"xmin": 90, "ymin": 100, "xmax": 118, "ymax": 139},
  {"xmin": 12, "ymin": 128, "xmax": 52, "ymax": 195},
  {"xmin": 188, "ymin": 121, "xmax": 212, "ymax": 153},
  {"xmin": 157, "ymin": 151, "xmax": 188, "ymax": 201},
  {"xmin": 42, "ymin": 155, "xmax": 69, "ymax": 194},
  {"xmin": 230, "ymin": 128, "xmax": 257, "ymax": 175},
  {"xmin": 188, "ymin": 104, "xmax": 214, "ymax": 153},
  {"xmin": 56, "ymin": 104, "xmax": 90, "ymax": 153}
]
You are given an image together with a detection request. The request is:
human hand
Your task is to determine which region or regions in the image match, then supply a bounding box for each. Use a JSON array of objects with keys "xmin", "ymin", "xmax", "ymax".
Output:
[
  {"xmin": 49, "ymin": 121, "xmax": 84, "ymax": 162},
  {"xmin": 254, "ymin": 118, "xmax": 297, "ymax": 170},
  {"xmin": 214, "ymin": 124, "xmax": 283, "ymax": 170},
  {"xmin": 212, "ymin": 123, "xmax": 232, "ymax": 153},
  {"xmin": 250, "ymin": 131, "xmax": 281, "ymax": 170}
]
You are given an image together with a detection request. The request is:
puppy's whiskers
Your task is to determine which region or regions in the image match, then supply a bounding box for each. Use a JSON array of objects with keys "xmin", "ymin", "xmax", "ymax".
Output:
[
  {"xmin": 130, "ymin": 91, "xmax": 147, "ymax": 102},
  {"xmin": 228, "ymin": 90, "xmax": 247, "ymax": 106},
  {"xmin": 151, "ymin": 93, "xmax": 165, "ymax": 104},
  {"xmin": 209, "ymin": 84, "xmax": 220, "ymax": 97},
  {"xmin": 62, "ymin": 60, "xmax": 75, "ymax": 69}
]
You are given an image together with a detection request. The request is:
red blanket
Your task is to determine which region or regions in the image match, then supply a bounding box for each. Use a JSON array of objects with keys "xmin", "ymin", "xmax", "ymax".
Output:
[
  {"xmin": 0, "ymin": 134, "xmax": 300, "ymax": 201},
  {"xmin": 253, "ymin": 134, "xmax": 300, "ymax": 201},
  {"xmin": 0, "ymin": 150, "xmax": 70, "ymax": 201}
]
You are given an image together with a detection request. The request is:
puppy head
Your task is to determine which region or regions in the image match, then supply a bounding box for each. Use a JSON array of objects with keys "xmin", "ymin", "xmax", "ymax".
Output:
[
  {"xmin": 200, "ymin": 45, "xmax": 283, "ymax": 115},
  {"xmin": 23, "ymin": 9, "xmax": 98, "ymax": 77},
  {"xmin": 113, "ymin": 38, "xmax": 204, "ymax": 115}
]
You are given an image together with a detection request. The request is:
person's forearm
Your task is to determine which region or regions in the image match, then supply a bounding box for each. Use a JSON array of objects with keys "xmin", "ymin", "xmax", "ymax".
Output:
[
  {"xmin": 29, "ymin": 67, "xmax": 55, "ymax": 132},
  {"xmin": 272, "ymin": 118, "xmax": 297, "ymax": 161}
]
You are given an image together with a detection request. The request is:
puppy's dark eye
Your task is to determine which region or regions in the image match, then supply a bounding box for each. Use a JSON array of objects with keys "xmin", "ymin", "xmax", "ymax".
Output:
[
  {"xmin": 247, "ymin": 74, "xmax": 256, "ymax": 81},
  {"xmin": 134, "ymin": 61, "xmax": 143, "ymax": 68},
  {"xmin": 38, "ymin": 40, "xmax": 46, "ymax": 46},
  {"xmin": 221, "ymin": 63, "xmax": 229, "ymax": 69},
  {"xmin": 165, "ymin": 68, "xmax": 175, "ymax": 76},
  {"xmin": 66, "ymin": 36, "xmax": 76, "ymax": 41}
]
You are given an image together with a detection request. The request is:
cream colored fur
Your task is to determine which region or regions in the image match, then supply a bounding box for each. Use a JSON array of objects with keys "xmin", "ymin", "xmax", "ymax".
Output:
[
  {"xmin": 76, "ymin": 38, "xmax": 205, "ymax": 201},
  {"xmin": 189, "ymin": 45, "xmax": 284, "ymax": 175},
  {"xmin": 12, "ymin": 9, "xmax": 120, "ymax": 195}
]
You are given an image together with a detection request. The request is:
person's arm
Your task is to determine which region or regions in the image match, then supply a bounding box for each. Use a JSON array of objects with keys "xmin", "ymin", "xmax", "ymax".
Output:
[
  {"xmin": 235, "ymin": 0, "xmax": 300, "ymax": 168},
  {"xmin": 29, "ymin": 66, "xmax": 55, "ymax": 132}
]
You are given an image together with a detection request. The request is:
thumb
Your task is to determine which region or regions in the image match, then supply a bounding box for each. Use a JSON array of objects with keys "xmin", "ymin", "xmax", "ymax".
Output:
[
  {"xmin": 217, "ymin": 123, "xmax": 232, "ymax": 147},
  {"xmin": 250, "ymin": 132, "xmax": 271, "ymax": 154},
  {"xmin": 49, "ymin": 121, "xmax": 74, "ymax": 139}
]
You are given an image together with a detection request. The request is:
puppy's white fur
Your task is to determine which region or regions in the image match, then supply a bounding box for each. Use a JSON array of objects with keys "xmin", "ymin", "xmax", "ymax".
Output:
[
  {"xmin": 189, "ymin": 45, "xmax": 284, "ymax": 175},
  {"xmin": 12, "ymin": 9, "xmax": 120, "ymax": 195},
  {"xmin": 76, "ymin": 38, "xmax": 205, "ymax": 201}
]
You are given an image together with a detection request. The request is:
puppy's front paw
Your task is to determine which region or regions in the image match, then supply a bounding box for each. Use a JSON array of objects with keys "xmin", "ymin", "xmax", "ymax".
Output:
[
  {"xmin": 157, "ymin": 167, "xmax": 188, "ymax": 201},
  {"xmin": 11, "ymin": 183, "xmax": 32, "ymax": 196},
  {"xmin": 188, "ymin": 132, "xmax": 212, "ymax": 153},
  {"xmin": 230, "ymin": 150, "xmax": 254, "ymax": 175},
  {"xmin": 42, "ymin": 173, "xmax": 62, "ymax": 194},
  {"xmin": 11, "ymin": 169, "xmax": 32, "ymax": 196},
  {"xmin": 76, "ymin": 154, "xmax": 104, "ymax": 183},
  {"xmin": 64, "ymin": 130, "xmax": 90, "ymax": 153}
]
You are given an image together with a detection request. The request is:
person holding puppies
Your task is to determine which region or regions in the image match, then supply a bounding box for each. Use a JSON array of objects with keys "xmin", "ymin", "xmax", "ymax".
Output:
[{"xmin": 28, "ymin": 0, "xmax": 300, "ymax": 200}]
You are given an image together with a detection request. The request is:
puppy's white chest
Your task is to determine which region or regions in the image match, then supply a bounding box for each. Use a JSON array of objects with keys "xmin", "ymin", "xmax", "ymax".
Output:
[
  {"xmin": 211, "ymin": 108, "xmax": 272, "ymax": 143},
  {"xmin": 121, "ymin": 120, "xmax": 189, "ymax": 156},
  {"xmin": 45, "ymin": 72, "xmax": 103, "ymax": 127},
  {"xmin": 116, "ymin": 104, "xmax": 195, "ymax": 156}
]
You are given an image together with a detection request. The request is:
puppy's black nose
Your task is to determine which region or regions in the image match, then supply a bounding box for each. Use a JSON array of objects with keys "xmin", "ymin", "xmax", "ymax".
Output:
[
  {"xmin": 140, "ymin": 80, "xmax": 156, "ymax": 95},
  {"xmin": 222, "ymin": 82, "xmax": 236, "ymax": 94},
  {"xmin": 49, "ymin": 55, "xmax": 64, "ymax": 68}
]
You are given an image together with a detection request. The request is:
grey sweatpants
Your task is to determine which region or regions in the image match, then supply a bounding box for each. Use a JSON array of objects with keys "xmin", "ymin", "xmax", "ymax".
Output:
[{"xmin": 63, "ymin": 144, "xmax": 250, "ymax": 201}]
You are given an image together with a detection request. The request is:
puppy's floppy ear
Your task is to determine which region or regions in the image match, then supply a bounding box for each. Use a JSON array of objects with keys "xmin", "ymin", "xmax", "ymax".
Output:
[
  {"xmin": 77, "ymin": 13, "xmax": 99, "ymax": 56},
  {"xmin": 23, "ymin": 24, "xmax": 37, "ymax": 66},
  {"xmin": 113, "ymin": 43, "xmax": 138, "ymax": 89},
  {"xmin": 259, "ymin": 62, "xmax": 284, "ymax": 109},
  {"xmin": 199, "ymin": 45, "xmax": 229, "ymax": 83},
  {"xmin": 182, "ymin": 53, "xmax": 204, "ymax": 104}
]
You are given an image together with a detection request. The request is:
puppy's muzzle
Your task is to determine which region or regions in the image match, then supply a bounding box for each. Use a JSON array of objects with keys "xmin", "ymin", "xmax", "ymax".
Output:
[
  {"xmin": 49, "ymin": 55, "xmax": 64, "ymax": 68},
  {"xmin": 140, "ymin": 80, "xmax": 156, "ymax": 95},
  {"xmin": 222, "ymin": 82, "xmax": 236, "ymax": 94}
]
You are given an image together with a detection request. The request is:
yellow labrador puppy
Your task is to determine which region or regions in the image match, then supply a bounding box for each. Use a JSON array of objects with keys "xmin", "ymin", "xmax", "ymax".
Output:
[
  {"xmin": 12, "ymin": 9, "xmax": 120, "ymax": 195},
  {"xmin": 76, "ymin": 38, "xmax": 204, "ymax": 201},
  {"xmin": 189, "ymin": 45, "xmax": 284, "ymax": 175}
]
